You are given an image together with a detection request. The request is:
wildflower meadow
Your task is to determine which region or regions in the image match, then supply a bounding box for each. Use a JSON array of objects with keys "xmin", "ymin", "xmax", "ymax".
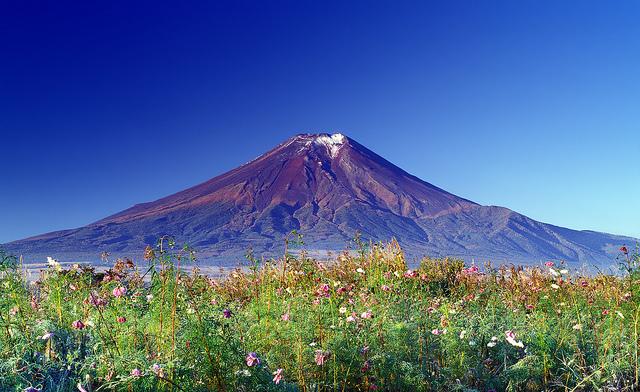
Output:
[{"xmin": 0, "ymin": 239, "xmax": 639, "ymax": 391}]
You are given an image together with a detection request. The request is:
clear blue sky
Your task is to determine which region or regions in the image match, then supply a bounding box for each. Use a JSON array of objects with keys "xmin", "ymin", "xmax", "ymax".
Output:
[{"xmin": 1, "ymin": 0, "xmax": 639, "ymax": 244}]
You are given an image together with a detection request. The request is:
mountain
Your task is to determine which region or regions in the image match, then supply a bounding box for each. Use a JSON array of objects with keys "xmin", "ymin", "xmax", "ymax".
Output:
[{"xmin": 4, "ymin": 133, "xmax": 635, "ymax": 268}]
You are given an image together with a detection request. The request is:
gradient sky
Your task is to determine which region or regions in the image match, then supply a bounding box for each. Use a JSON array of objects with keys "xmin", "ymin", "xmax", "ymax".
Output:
[{"xmin": 1, "ymin": 0, "xmax": 639, "ymax": 244}]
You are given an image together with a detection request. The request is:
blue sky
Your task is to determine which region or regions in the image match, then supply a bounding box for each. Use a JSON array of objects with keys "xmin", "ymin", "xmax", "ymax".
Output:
[{"xmin": 1, "ymin": 0, "xmax": 639, "ymax": 243}]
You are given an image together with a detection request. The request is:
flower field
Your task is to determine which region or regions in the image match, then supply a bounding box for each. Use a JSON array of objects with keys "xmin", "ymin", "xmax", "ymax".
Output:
[{"xmin": 0, "ymin": 240, "xmax": 638, "ymax": 391}]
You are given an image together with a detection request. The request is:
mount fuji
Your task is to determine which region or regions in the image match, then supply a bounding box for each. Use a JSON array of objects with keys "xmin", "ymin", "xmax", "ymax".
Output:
[{"xmin": 5, "ymin": 133, "xmax": 635, "ymax": 268}]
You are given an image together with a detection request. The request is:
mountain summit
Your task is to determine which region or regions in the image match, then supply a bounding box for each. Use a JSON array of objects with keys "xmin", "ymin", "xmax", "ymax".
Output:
[{"xmin": 5, "ymin": 133, "xmax": 635, "ymax": 267}]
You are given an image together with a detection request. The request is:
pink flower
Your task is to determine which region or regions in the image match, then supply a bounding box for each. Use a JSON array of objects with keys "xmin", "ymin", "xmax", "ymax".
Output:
[
  {"xmin": 131, "ymin": 368, "xmax": 142, "ymax": 377},
  {"xmin": 314, "ymin": 350, "xmax": 330, "ymax": 366},
  {"xmin": 581, "ymin": 281, "xmax": 588, "ymax": 287},
  {"xmin": 431, "ymin": 328, "xmax": 445, "ymax": 335},
  {"xmin": 116, "ymin": 316, "xmax": 127, "ymax": 323},
  {"xmin": 112, "ymin": 286, "xmax": 127, "ymax": 298},
  {"xmin": 246, "ymin": 352, "xmax": 260, "ymax": 367},
  {"xmin": 272, "ymin": 368, "xmax": 283, "ymax": 384},
  {"xmin": 89, "ymin": 293, "xmax": 108, "ymax": 307},
  {"xmin": 525, "ymin": 304, "xmax": 534, "ymax": 310},
  {"xmin": 620, "ymin": 246, "xmax": 629, "ymax": 255},
  {"xmin": 71, "ymin": 320, "xmax": 85, "ymax": 330},
  {"xmin": 403, "ymin": 270, "xmax": 418, "ymax": 278},
  {"xmin": 545, "ymin": 261, "xmax": 554, "ymax": 267},
  {"xmin": 464, "ymin": 265, "xmax": 479, "ymax": 274},
  {"xmin": 317, "ymin": 283, "xmax": 331, "ymax": 297},
  {"xmin": 360, "ymin": 310, "xmax": 373, "ymax": 319},
  {"xmin": 381, "ymin": 285, "xmax": 391, "ymax": 292},
  {"xmin": 602, "ymin": 309, "xmax": 610, "ymax": 315},
  {"xmin": 281, "ymin": 313, "xmax": 290, "ymax": 322},
  {"xmin": 346, "ymin": 315, "xmax": 356, "ymax": 323}
]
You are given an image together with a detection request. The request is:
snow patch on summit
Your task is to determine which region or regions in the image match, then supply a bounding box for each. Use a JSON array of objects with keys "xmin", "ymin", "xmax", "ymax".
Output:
[{"xmin": 314, "ymin": 133, "xmax": 346, "ymax": 158}]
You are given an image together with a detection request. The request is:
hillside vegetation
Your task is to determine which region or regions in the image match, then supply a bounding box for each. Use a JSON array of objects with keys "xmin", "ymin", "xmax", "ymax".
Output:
[{"xmin": 0, "ymin": 238, "xmax": 638, "ymax": 391}]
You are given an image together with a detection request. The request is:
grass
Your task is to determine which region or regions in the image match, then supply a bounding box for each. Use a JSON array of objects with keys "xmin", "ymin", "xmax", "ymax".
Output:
[{"xmin": 0, "ymin": 238, "xmax": 638, "ymax": 391}]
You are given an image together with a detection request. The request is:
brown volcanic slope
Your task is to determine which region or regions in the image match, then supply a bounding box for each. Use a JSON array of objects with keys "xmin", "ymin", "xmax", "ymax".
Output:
[{"xmin": 5, "ymin": 133, "xmax": 635, "ymax": 268}]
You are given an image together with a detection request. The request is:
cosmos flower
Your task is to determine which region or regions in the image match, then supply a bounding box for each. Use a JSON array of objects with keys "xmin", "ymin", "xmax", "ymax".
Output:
[
  {"xmin": 112, "ymin": 286, "xmax": 127, "ymax": 298},
  {"xmin": 403, "ymin": 270, "xmax": 418, "ymax": 278},
  {"xmin": 487, "ymin": 336, "xmax": 498, "ymax": 347},
  {"xmin": 246, "ymin": 352, "xmax": 260, "ymax": 367},
  {"xmin": 620, "ymin": 246, "xmax": 629, "ymax": 255},
  {"xmin": 356, "ymin": 268, "xmax": 365, "ymax": 274},
  {"xmin": 131, "ymin": 368, "xmax": 142, "ymax": 377},
  {"xmin": 281, "ymin": 313, "xmax": 290, "ymax": 321},
  {"xmin": 572, "ymin": 324, "xmax": 582, "ymax": 330},
  {"xmin": 47, "ymin": 257, "xmax": 62, "ymax": 271},
  {"xmin": 360, "ymin": 310, "xmax": 373, "ymax": 319},
  {"xmin": 314, "ymin": 350, "xmax": 330, "ymax": 366},
  {"xmin": 116, "ymin": 316, "xmax": 127, "ymax": 323},
  {"xmin": 581, "ymin": 280, "xmax": 588, "ymax": 287},
  {"xmin": 464, "ymin": 265, "xmax": 479, "ymax": 274},
  {"xmin": 40, "ymin": 332, "xmax": 54, "ymax": 340},
  {"xmin": 71, "ymin": 320, "xmax": 85, "ymax": 330},
  {"xmin": 616, "ymin": 311, "xmax": 625, "ymax": 319},
  {"xmin": 381, "ymin": 285, "xmax": 391, "ymax": 292},
  {"xmin": 459, "ymin": 330, "xmax": 467, "ymax": 339},
  {"xmin": 272, "ymin": 368, "xmax": 283, "ymax": 384},
  {"xmin": 431, "ymin": 328, "xmax": 446, "ymax": 335},
  {"xmin": 346, "ymin": 315, "xmax": 356, "ymax": 323},
  {"xmin": 549, "ymin": 268, "xmax": 559, "ymax": 277},
  {"xmin": 151, "ymin": 363, "xmax": 164, "ymax": 377},
  {"xmin": 545, "ymin": 261, "xmax": 554, "ymax": 267},
  {"xmin": 551, "ymin": 284, "xmax": 560, "ymax": 290},
  {"xmin": 338, "ymin": 307, "xmax": 347, "ymax": 314},
  {"xmin": 505, "ymin": 330, "xmax": 524, "ymax": 348}
]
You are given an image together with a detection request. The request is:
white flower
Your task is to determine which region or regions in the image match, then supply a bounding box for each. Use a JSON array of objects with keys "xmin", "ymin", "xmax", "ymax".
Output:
[
  {"xmin": 487, "ymin": 336, "xmax": 498, "ymax": 347},
  {"xmin": 338, "ymin": 307, "xmax": 347, "ymax": 314},
  {"xmin": 551, "ymin": 284, "xmax": 560, "ymax": 290},
  {"xmin": 40, "ymin": 332, "xmax": 54, "ymax": 340},
  {"xmin": 459, "ymin": 330, "xmax": 467, "ymax": 339},
  {"xmin": 616, "ymin": 311, "xmax": 625, "ymax": 319},
  {"xmin": 356, "ymin": 268, "xmax": 365, "ymax": 274},
  {"xmin": 572, "ymin": 324, "xmax": 582, "ymax": 330},
  {"xmin": 47, "ymin": 257, "xmax": 62, "ymax": 271},
  {"xmin": 505, "ymin": 330, "xmax": 524, "ymax": 348},
  {"xmin": 560, "ymin": 269, "xmax": 569, "ymax": 275},
  {"xmin": 309, "ymin": 342, "xmax": 317, "ymax": 347},
  {"xmin": 549, "ymin": 268, "xmax": 559, "ymax": 277}
]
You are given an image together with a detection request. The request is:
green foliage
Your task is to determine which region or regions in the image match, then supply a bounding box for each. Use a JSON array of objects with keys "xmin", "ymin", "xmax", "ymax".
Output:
[{"xmin": 0, "ymin": 242, "xmax": 638, "ymax": 390}]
